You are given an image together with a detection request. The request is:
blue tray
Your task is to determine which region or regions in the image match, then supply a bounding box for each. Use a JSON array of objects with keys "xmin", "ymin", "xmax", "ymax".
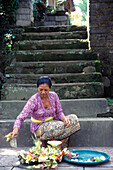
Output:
[{"xmin": 63, "ymin": 150, "xmax": 110, "ymax": 165}]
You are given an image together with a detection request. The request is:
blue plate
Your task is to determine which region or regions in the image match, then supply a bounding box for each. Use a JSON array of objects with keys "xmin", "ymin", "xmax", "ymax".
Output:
[{"xmin": 63, "ymin": 150, "xmax": 110, "ymax": 165}]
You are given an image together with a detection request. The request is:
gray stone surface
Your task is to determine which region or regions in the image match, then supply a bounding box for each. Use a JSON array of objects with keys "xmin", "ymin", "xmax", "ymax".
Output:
[
  {"xmin": 44, "ymin": 21, "xmax": 56, "ymax": 26},
  {"xmin": 13, "ymin": 168, "xmax": 27, "ymax": 170},
  {"xmin": 55, "ymin": 16, "xmax": 68, "ymax": 21},
  {"xmin": 83, "ymin": 66, "xmax": 96, "ymax": 73},
  {"xmin": 89, "ymin": 0, "xmax": 113, "ymax": 97},
  {"xmin": 1, "ymin": 147, "xmax": 113, "ymax": 169},
  {"xmin": 2, "ymin": 82, "xmax": 104, "ymax": 100},
  {"xmin": 69, "ymin": 118, "xmax": 113, "ymax": 147},
  {"xmin": 16, "ymin": 14, "xmax": 31, "ymax": 20},
  {"xmin": 61, "ymin": 98, "xmax": 108, "ymax": 117},
  {"xmin": 16, "ymin": 20, "xmax": 31, "ymax": 26},
  {"xmin": 17, "ymin": 8, "xmax": 31, "ymax": 14},
  {"xmin": 102, "ymin": 77, "xmax": 110, "ymax": 87},
  {"xmin": 0, "ymin": 168, "xmax": 12, "ymax": 170},
  {"xmin": 1, "ymin": 118, "xmax": 113, "ymax": 147},
  {"xmin": 86, "ymin": 168, "xmax": 113, "ymax": 170},
  {"xmin": 5, "ymin": 60, "xmax": 96, "ymax": 74},
  {"xmin": 0, "ymin": 98, "xmax": 108, "ymax": 119},
  {"xmin": 57, "ymin": 168, "xmax": 83, "ymax": 170}
]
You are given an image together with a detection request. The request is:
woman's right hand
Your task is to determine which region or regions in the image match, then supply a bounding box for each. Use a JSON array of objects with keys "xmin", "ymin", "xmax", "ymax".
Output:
[{"xmin": 11, "ymin": 128, "xmax": 19, "ymax": 138}]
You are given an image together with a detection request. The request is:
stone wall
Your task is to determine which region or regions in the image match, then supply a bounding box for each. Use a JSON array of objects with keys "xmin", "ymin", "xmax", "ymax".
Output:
[
  {"xmin": 16, "ymin": 0, "xmax": 33, "ymax": 26},
  {"xmin": 89, "ymin": 0, "xmax": 113, "ymax": 97}
]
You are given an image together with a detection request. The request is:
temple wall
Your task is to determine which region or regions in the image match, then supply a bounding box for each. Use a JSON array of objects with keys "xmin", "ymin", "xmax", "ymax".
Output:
[
  {"xmin": 16, "ymin": 0, "xmax": 33, "ymax": 26},
  {"xmin": 89, "ymin": 0, "xmax": 113, "ymax": 97}
]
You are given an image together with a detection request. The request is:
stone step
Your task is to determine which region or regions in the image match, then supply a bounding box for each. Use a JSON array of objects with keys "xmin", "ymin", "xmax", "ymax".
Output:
[
  {"xmin": 16, "ymin": 31, "xmax": 87, "ymax": 41},
  {"xmin": 2, "ymin": 82, "xmax": 104, "ymax": 100},
  {"xmin": 5, "ymin": 60, "xmax": 100, "ymax": 74},
  {"xmin": 14, "ymin": 49, "xmax": 98, "ymax": 62},
  {"xmin": 0, "ymin": 98, "xmax": 108, "ymax": 119},
  {"xmin": 6, "ymin": 73, "xmax": 102, "ymax": 84},
  {"xmin": 15, "ymin": 39, "xmax": 88, "ymax": 50},
  {"xmin": 24, "ymin": 25, "xmax": 87, "ymax": 33},
  {"xmin": 1, "ymin": 117, "xmax": 113, "ymax": 147}
]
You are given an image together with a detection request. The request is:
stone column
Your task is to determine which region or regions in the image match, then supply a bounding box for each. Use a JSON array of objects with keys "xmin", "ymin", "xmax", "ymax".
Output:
[{"xmin": 16, "ymin": 0, "xmax": 34, "ymax": 26}]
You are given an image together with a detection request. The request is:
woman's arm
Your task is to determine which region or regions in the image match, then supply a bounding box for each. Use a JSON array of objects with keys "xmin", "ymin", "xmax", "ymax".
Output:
[
  {"xmin": 12, "ymin": 97, "xmax": 36, "ymax": 138},
  {"xmin": 54, "ymin": 92, "xmax": 70, "ymax": 128}
]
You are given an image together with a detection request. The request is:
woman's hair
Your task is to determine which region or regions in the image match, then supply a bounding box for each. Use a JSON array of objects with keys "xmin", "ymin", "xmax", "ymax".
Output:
[{"xmin": 37, "ymin": 76, "xmax": 52, "ymax": 88}]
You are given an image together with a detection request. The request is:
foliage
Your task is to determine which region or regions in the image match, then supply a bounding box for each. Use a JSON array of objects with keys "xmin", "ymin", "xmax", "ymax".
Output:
[
  {"xmin": 71, "ymin": 0, "xmax": 87, "ymax": 26},
  {"xmin": 0, "ymin": 0, "xmax": 19, "ymax": 99},
  {"xmin": 0, "ymin": 0, "xmax": 19, "ymax": 24},
  {"xmin": 69, "ymin": 11, "xmax": 83, "ymax": 26},
  {"xmin": 107, "ymin": 98, "xmax": 113, "ymax": 106},
  {"xmin": 18, "ymin": 139, "xmax": 69, "ymax": 169},
  {"xmin": 75, "ymin": 0, "xmax": 87, "ymax": 22},
  {"xmin": 33, "ymin": 0, "xmax": 66, "ymax": 20},
  {"xmin": 33, "ymin": 0, "xmax": 47, "ymax": 21}
]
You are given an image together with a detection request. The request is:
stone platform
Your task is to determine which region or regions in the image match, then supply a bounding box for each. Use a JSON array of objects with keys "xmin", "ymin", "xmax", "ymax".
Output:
[{"xmin": 0, "ymin": 147, "xmax": 113, "ymax": 170}]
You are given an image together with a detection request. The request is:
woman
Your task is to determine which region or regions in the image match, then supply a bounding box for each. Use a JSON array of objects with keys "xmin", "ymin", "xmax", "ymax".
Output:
[{"xmin": 12, "ymin": 76, "xmax": 80, "ymax": 148}]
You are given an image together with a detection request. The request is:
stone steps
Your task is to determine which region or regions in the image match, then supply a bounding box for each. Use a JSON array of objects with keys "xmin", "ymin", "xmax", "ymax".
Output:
[
  {"xmin": 5, "ymin": 60, "xmax": 100, "ymax": 74},
  {"xmin": 2, "ymin": 82, "xmax": 104, "ymax": 100},
  {"xmin": 6, "ymin": 73, "xmax": 102, "ymax": 84},
  {"xmin": 15, "ymin": 39, "xmax": 88, "ymax": 50},
  {"xmin": 1, "ymin": 25, "xmax": 109, "ymax": 149},
  {"xmin": 14, "ymin": 49, "xmax": 98, "ymax": 62},
  {"xmin": 1, "ymin": 117, "xmax": 113, "ymax": 147},
  {"xmin": 24, "ymin": 25, "xmax": 87, "ymax": 33},
  {"xmin": 16, "ymin": 31, "xmax": 87, "ymax": 41},
  {"xmin": 0, "ymin": 99, "xmax": 108, "ymax": 119}
]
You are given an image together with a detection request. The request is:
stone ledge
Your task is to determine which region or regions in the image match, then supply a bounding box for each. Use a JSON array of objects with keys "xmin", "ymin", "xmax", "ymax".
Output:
[
  {"xmin": 0, "ymin": 118, "xmax": 113, "ymax": 147},
  {"xmin": 16, "ymin": 20, "xmax": 31, "ymax": 26},
  {"xmin": 0, "ymin": 98, "xmax": 108, "ymax": 119}
]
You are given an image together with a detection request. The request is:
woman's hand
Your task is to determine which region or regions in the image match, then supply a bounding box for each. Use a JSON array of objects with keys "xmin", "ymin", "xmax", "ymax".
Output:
[
  {"xmin": 11, "ymin": 128, "xmax": 19, "ymax": 138},
  {"xmin": 61, "ymin": 116, "xmax": 71, "ymax": 128}
]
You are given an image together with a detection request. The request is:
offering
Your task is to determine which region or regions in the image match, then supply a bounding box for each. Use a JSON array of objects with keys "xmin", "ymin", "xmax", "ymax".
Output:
[
  {"xmin": 18, "ymin": 139, "xmax": 69, "ymax": 169},
  {"xmin": 64, "ymin": 150, "xmax": 110, "ymax": 165},
  {"xmin": 5, "ymin": 133, "xmax": 17, "ymax": 148}
]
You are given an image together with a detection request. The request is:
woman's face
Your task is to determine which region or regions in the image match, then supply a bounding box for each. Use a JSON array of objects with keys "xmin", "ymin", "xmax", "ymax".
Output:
[{"xmin": 37, "ymin": 83, "xmax": 51, "ymax": 98}]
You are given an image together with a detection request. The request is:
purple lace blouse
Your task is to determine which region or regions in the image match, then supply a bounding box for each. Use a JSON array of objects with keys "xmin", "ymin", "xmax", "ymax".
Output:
[{"xmin": 13, "ymin": 91, "xmax": 65, "ymax": 133}]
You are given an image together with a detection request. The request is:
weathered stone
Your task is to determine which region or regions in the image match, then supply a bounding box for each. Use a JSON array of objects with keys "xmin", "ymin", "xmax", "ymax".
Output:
[
  {"xmin": 89, "ymin": 0, "xmax": 113, "ymax": 97},
  {"xmin": 15, "ymin": 39, "xmax": 88, "ymax": 50},
  {"xmin": 83, "ymin": 66, "xmax": 96, "ymax": 73},
  {"xmin": 0, "ymin": 98, "xmax": 108, "ymax": 119},
  {"xmin": 2, "ymin": 82, "xmax": 104, "ymax": 100},
  {"xmin": 102, "ymin": 77, "xmax": 110, "ymax": 87},
  {"xmin": 24, "ymin": 25, "xmax": 87, "ymax": 32},
  {"xmin": 69, "ymin": 117, "xmax": 113, "ymax": 147},
  {"xmin": 16, "ymin": 20, "xmax": 31, "ymax": 26},
  {"xmin": 17, "ymin": 8, "xmax": 31, "ymax": 14},
  {"xmin": 15, "ymin": 31, "xmax": 87, "ymax": 41},
  {"xmin": 44, "ymin": 21, "xmax": 56, "ymax": 26},
  {"xmin": 16, "ymin": 14, "xmax": 30, "ymax": 20},
  {"xmin": 5, "ymin": 73, "xmax": 102, "ymax": 84},
  {"xmin": 1, "ymin": 118, "xmax": 113, "ymax": 147},
  {"xmin": 55, "ymin": 16, "xmax": 67, "ymax": 21},
  {"xmin": 5, "ymin": 61, "xmax": 97, "ymax": 74},
  {"xmin": 14, "ymin": 49, "xmax": 97, "ymax": 62}
]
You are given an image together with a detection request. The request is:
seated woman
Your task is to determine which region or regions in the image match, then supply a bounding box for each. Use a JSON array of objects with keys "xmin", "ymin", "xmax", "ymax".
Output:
[{"xmin": 12, "ymin": 76, "xmax": 80, "ymax": 149}]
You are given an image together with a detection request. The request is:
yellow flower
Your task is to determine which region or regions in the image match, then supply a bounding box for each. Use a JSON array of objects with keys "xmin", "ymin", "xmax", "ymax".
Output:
[
  {"xmin": 36, "ymin": 151, "xmax": 39, "ymax": 155},
  {"xmin": 26, "ymin": 154, "xmax": 32, "ymax": 161},
  {"xmin": 50, "ymin": 154, "xmax": 57, "ymax": 160}
]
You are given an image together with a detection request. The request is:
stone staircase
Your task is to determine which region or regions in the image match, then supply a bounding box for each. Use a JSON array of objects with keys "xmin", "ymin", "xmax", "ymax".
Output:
[{"xmin": 0, "ymin": 25, "xmax": 113, "ymax": 148}]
